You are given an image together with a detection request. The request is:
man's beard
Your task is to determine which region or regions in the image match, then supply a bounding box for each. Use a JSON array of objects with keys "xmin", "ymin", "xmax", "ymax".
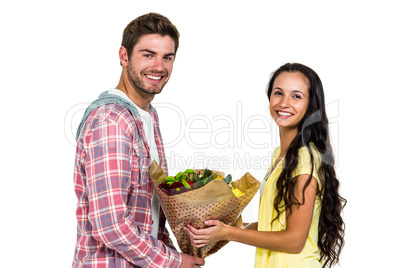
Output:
[{"xmin": 127, "ymin": 63, "xmax": 166, "ymax": 95}]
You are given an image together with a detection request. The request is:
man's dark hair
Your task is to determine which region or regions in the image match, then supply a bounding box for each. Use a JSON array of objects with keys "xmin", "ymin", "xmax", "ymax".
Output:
[{"xmin": 121, "ymin": 12, "xmax": 180, "ymax": 60}]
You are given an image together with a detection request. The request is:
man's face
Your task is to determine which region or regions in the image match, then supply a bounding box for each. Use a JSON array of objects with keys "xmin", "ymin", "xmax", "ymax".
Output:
[{"xmin": 126, "ymin": 34, "xmax": 176, "ymax": 96}]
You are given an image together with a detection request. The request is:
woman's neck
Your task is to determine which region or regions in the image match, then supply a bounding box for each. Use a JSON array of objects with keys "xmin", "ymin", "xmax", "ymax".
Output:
[{"xmin": 279, "ymin": 127, "xmax": 298, "ymax": 157}]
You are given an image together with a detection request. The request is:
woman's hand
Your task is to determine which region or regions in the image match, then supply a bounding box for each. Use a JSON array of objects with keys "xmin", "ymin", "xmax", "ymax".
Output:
[{"xmin": 184, "ymin": 220, "xmax": 229, "ymax": 248}]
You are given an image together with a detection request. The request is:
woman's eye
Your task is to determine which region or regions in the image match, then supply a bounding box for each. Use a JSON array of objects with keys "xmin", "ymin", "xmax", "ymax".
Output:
[{"xmin": 293, "ymin": 94, "xmax": 302, "ymax": 99}]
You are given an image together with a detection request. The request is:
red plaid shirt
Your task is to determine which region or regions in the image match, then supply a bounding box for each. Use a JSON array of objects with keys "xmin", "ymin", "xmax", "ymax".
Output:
[{"xmin": 72, "ymin": 103, "xmax": 181, "ymax": 267}]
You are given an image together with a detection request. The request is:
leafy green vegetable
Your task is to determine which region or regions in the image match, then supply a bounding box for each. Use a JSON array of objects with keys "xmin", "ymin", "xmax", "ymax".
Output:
[
  {"xmin": 165, "ymin": 176, "xmax": 175, "ymax": 181},
  {"xmin": 224, "ymin": 174, "xmax": 232, "ymax": 184},
  {"xmin": 161, "ymin": 168, "xmax": 231, "ymax": 193},
  {"xmin": 184, "ymin": 169, "xmax": 195, "ymax": 174},
  {"xmin": 181, "ymin": 180, "xmax": 192, "ymax": 190},
  {"xmin": 193, "ymin": 173, "xmax": 218, "ymax": 189},
  {"xmin": 164, "ymin": 176, "xmax": 176, "ymax": 186}
]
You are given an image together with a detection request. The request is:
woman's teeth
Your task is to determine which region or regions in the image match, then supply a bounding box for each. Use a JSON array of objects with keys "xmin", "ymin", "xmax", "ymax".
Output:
[{"xmin": 278, "ymin": 111, "xmax": 292, "ymax": 116}]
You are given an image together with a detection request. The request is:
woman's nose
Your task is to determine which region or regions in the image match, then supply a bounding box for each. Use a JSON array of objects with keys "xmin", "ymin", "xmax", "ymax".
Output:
[{"xmin": 278, "ymin": 96, "xmax": 290, "ymax": 108}]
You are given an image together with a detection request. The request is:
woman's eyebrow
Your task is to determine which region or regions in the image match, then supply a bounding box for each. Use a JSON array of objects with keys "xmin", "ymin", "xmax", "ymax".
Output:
[
  {"xmin": 292, "ymin": 90, "xmax": 306, "ymax": 96},
  {"xmin": 273, "ymin": 87, "xmax": 306, "ymax": 97}
]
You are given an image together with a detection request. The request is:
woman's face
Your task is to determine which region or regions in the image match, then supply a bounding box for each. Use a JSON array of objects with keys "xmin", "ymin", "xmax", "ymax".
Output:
[{"xmin": 269, "ymin": 71, "xmax": 310, "ymax": 131}]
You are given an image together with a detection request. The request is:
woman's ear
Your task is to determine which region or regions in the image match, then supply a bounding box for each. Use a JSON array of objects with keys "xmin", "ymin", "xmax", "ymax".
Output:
[{"xmin": 119, "ymin": 46, "xmax": 129, "ymax": 67}]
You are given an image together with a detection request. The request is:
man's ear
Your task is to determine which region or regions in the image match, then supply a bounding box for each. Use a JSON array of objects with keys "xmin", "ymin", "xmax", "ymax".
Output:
[{"xmin": 119, "ymin": 46, "xmax": 129, "ymax": 67}]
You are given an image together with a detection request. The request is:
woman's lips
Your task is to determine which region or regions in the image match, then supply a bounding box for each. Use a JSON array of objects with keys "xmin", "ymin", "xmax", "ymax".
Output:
[{"xmin": 277, "ymin": 111, "xmax": 293, "ymax": 118}]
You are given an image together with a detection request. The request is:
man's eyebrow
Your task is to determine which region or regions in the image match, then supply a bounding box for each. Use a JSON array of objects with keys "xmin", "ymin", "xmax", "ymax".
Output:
[
  {"xmin": 139, "ymin": 49, "xmax": 156, "ymax": 54},
  {"xmin": 139, "ymin": 49, "xmax": 175, "ymax": 57}
]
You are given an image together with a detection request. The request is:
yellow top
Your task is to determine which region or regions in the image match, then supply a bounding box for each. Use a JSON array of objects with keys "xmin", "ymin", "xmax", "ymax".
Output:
[{"xmin": 255, "ymin": 145, "xmax": 323, "ymax": 268}]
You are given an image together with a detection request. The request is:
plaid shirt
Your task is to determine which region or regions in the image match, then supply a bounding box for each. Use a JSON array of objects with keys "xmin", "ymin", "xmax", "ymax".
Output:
[{"xmin": 72, "ymin": 103, "xmax": 181, "ymax": 268}]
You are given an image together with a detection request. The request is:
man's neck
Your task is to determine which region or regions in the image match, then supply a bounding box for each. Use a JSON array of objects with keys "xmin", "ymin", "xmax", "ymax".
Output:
[{"xmin": 116, "ymin": 67, "xmax": 154, "ymax": 111}]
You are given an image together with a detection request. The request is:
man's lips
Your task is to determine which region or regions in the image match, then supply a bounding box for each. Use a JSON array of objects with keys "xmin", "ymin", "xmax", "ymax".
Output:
[{"xmin": 145, "ymin": 74, "xmax": 163, "ymax": 81}]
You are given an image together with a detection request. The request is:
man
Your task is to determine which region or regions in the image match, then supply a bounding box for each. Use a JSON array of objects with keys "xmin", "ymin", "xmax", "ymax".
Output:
[{"xmin": 72, "ymin": 13, "xmax": 205, "ymax": 268}]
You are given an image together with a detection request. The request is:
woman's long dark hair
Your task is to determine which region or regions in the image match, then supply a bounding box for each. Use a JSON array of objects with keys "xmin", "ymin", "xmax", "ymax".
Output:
[{"xmin": 267, "ymin": 63, "xmax": 346, "ymax": 267}]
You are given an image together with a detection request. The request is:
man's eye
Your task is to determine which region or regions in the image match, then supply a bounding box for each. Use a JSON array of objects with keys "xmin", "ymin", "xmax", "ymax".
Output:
[
  {"xmin": 144, "ymin": 54, "xmax": 152, "ymax": 58},
  {"xmin": 164, "ymin": 56, "xmax": 173, "ymax": 61}
]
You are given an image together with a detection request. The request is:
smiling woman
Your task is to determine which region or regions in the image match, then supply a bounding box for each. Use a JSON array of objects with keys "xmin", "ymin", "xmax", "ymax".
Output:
[
  {"xmin": 269, "ymin": 71, "xmax": 310, "ymax": 133},
  {"xmin": 186, "ymin": 63, "xmax": 346, "ymax": 268}
]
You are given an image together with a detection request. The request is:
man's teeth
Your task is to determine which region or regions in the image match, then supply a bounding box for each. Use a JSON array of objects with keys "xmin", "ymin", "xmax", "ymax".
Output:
[
  {"xmin": 278, "ymin": 111, "xmax": 292, "ymax": 116},
  {"xmin": 146, "ymin": 74, "xmax": 162, "ymax": 80}
]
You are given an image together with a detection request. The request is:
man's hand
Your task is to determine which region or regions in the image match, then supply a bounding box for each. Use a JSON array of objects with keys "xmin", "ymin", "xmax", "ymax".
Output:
[{"xmin": 179, "ymin": 253, "xmax": 205, "ymax": 268}]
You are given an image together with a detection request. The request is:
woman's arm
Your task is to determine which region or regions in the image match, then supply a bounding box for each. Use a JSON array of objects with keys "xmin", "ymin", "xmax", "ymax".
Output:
[
  {"xmin": 185, "ymin": 174, "xmax": 318, "ymax": 254},
  {"xmin": 243, "ymin": 222, "xmax": 258, "ymax": 230}
]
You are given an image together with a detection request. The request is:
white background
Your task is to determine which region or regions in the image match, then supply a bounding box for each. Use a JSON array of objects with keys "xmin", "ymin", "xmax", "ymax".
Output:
[{"xmin": 1, "ymin": 0, "xmax": 401, "ymax": 267}]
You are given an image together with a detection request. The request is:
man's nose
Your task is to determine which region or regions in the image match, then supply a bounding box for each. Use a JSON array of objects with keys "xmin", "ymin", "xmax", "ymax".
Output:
[{"xmin": 152, "ymin": 57, "xmax": 164, "ymax": 71}]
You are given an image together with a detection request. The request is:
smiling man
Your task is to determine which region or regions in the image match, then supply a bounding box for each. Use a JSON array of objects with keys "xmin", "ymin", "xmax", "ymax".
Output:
[
  {"xmin": 118, "ymin": 33, "xmax": 176, "ymax": 108},
  {"xmin": 72, "ymin": 13, "xmax": 205, "ymax": 268}
]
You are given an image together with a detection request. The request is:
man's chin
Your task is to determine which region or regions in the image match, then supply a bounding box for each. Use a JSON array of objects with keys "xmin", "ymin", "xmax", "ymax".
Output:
[{"xmin": 140, "ymin": 87, "xmax": 163, "ymax": 96}]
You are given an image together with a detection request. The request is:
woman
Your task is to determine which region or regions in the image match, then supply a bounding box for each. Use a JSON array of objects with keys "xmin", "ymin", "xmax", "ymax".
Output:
[{"xmin": 185, "ymin": 63, "xmax": 346, "ymax": 267}]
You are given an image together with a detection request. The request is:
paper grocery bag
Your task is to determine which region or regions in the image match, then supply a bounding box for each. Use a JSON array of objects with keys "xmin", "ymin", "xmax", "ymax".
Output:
[{"xmin": 149, "ymin": 160, "xmax": 260, "ymax": 258}]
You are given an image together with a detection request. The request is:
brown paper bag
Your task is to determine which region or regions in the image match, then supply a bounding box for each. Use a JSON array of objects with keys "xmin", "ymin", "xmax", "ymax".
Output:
[{"xmin": 149, "ymin": 160, "xmax": 261, "ymax": 258}]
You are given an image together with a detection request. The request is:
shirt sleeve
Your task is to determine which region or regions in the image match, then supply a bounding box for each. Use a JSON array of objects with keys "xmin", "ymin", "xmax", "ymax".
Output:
[
  {"xmin": 292, "ymin": 146, "xmax": 322, "ymax": 191},
  {"xmin": 83, "ymin": 119, "xmax": 181, "ymax": 268}
]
